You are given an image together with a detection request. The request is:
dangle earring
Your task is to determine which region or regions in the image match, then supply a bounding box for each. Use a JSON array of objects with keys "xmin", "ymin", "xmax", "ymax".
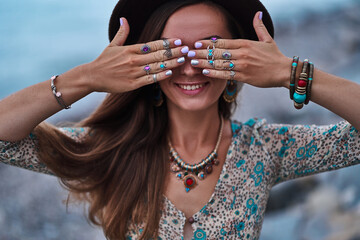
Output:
[
  {"xmin": 222, "ymin": 80, "xmax": 238, "ymax": 103},
  {"xmin": 153, "ymin": 83, "xmax": 163, "ymax": 107}
]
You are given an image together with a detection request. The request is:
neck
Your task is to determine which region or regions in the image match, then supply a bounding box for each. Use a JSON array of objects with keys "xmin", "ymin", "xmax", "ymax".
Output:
[{"xmin": 167, "ymin": 103, "xmax": 221, "ymax": 153}]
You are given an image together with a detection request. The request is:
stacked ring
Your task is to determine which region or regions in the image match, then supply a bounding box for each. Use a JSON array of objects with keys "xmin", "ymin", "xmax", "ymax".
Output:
[
  {"xmin": 163, "ymin": 39, "xmax": 172, "ymax": 58},
  {"xmin": 222, "ymin": 51, "xmax": 232, "ymax": 60},
  {"xmin": 230, "ymin": 71, "xmax": 236, "ymax": 81},
  {"xmin": 144, "ymin": 65, "xmax": 151, "ymax": 75},
  {"xmin": 141, "ymin": 44, "xmax": 151, "ymax": 54},
  {"xmin": 207, "ymin": 45, "xmax": 215, "ymax": 67},
  {"xmin": 153, "ymin": 74, "xmax": 157, "ymax": 83},
  {"xmin": 223, "ymin": 60, "xmax": 235, "ymax": 70},
  {"xmin": 160, "ymin": 62, "xmax": 167, "ymax": 69}
]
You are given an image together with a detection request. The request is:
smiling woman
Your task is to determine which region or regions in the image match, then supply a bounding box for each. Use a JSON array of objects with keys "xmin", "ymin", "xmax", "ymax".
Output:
[{"xmin": 0, "ymin": 0, "xmax": 360, "ymax": 240}]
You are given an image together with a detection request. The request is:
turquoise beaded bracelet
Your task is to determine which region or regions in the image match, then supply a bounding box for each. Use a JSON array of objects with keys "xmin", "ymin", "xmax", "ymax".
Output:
[
  {"xmin": 293, "ymin": 59, "xmax": 309, "ymax": 109},
  {"xmin": 290, "ymin": 56, "xmax": 299, "ymax": 100}
]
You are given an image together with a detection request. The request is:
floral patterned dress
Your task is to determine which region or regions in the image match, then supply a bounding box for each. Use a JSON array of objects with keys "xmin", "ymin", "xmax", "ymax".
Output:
[{"xmin": 1, "ymin": 118, "xmax": 359, "ymax": 240}]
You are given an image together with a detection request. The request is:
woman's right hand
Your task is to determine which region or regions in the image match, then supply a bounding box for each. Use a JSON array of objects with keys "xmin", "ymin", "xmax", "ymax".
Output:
[{"xmin": 85, "ymin": 17, "xmax": 187, "ymax": 93}]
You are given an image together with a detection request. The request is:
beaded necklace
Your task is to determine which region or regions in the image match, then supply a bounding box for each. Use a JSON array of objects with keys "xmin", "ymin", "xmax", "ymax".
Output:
[{"xmin": 168, "ymin": 117, "xmax": 224, "ymax": 192}]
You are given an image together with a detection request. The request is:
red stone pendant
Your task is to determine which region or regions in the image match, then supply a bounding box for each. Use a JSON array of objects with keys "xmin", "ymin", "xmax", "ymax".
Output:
[{"xmin": 183, "ymin": 175, "xmax": 196, "ymax": 192}]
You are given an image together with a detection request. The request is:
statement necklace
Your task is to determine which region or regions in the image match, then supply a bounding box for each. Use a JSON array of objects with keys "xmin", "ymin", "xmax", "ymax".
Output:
[{"xmin": 168, "ymin": 117, "xmax": 224, "ymax": 192}]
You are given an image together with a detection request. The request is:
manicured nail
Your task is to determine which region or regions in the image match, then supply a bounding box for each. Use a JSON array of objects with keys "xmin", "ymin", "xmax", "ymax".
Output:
[
  {"xmin": 165, "ymin": 70, "xmax": 172, "ymax": 76},
  {"xmin": 191, "ymin": 59, "xmax": 199, "ymax": 66},
  {"xmin": 195, "ymin": 42, "xmax": 202, "ymax": 48},
  {"xmin": 187, "ymin": 51, "xmax": 196, "ymax": 57},
  {"xmin": 177, "ymin": 57, "xmax": 185, "ymax": 63},
  {"xmin": 120, "ymin": 18, "xmax": 124, "ymax": 26},
  {"xmin": 181, "ymin": 46, "xmax": 189, "ymax": 54},
  {"xmin": 259, "ymin": 11, "xmax": 263, "ymax": 20},
  {"xmin": 174, "ymin": 39, "xmax": 182, "ymax": 46},
  {"xmin": 202, "ymin": 69, "xmax": 210, "ymax": 75}
]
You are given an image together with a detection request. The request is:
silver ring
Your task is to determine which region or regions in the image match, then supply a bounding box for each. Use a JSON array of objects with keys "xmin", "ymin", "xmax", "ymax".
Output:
[
  {"xmin": 210, "ymin": 37, "xmax": 218, "ymax": 44},
  {"xmin": 230, "ymin": 71, "xmax": 235, "ymax": 80},
  {"xmin": 141, "ymin": 44, "xmax": 151, "ymax": 54},
  {"xmin": 163, "ymin": 39, "xmax": 170, "ymax": 49},
  {"xmin": 144, "ymin": 65, "xmax": 151, "ymax": 75},
  {"xmin": 164, "ymin": 49, "xmax": 172, "ymax": 58},
  {"xmin": 207, "ymin": 45, "xmax": 215, "ymax": 62},
  {"xmin": 153, "ymin": 74, "xmax": 157, "ymax": 83},
  {"xmin": 160, "ymin": 62, "xmax": 167, "ymax": 69},
  {"xmin": 222, "ymin": 51, "xmax": 232, "ymax": 60},
  {"xmin": 223, "ymin": 60, "xmax": 235, "ymax": 70}
]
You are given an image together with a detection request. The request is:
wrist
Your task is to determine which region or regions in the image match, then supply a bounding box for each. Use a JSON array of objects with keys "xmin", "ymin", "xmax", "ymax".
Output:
[
  {"xmin": 78, "ymin": 62, "xmax": 96, "ymax": 94},
  {"xmin": 279, "ymin": 57, "xmax": 293, "ymax": 89}
]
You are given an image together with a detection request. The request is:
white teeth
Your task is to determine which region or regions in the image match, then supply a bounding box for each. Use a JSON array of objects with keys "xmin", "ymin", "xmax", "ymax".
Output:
[{"xmin": 178, "ymin": 84, "xmax": 204, "ymax": 90}]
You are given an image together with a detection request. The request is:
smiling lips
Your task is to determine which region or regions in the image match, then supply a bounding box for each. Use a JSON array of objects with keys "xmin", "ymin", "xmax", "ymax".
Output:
[{"xmin": 177, "ymin": 83, "xmax": 206, "ymax": 90}]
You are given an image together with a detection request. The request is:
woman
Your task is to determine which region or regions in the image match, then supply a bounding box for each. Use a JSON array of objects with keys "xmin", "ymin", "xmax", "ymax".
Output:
[{"xmin": 0, "ymin": 0, "xmax": 359, "ymax": 239}]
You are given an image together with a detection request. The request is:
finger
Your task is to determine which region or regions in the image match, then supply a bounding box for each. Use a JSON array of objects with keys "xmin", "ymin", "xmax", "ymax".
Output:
[
  {"xmin": 192, "ymin": 38, "xmax": 252, "ymax": 50},
  {"xmin": 110, "ymin": 17, "xmax": 130, "ymax": 47},
  {"xmin": 202, "ymin": 68, "xmax": 244, "ymax": 82},
  {"xmin": 190, "ymin": 59, "xmax": 239, "ymax": 71},
  {"xmin": 135, "ymin": 46, "xmax": 188, "ymax": 65},
  {"xmin": 132, "ymin": 38, "xmax": 183, "ymax": 54},
  {"xmin": 135, "ymin": 56, "xmax": 185, "ymax": 77},
  {"xmin": 137, "ymin": 70, "xmax": 173, "ymax": 87},
  {"xmin": 253, "ymin": 11, "xmax": 273, "ymax": 43},
  {"xmin": 187, "ymin": 48, "xmax": 245, "ymax": 60}
]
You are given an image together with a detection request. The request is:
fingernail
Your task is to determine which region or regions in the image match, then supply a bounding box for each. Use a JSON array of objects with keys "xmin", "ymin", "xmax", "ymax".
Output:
[
  {"xmin": 195, "ymin": 42, "xmax": 202, "ymax": 48},
  {"xmin": 120, "ymin": 18, "xmax": 124, "ymax": 26},
  {"xmin": 202, "ymin": 69, "xmax": 210, "ymax": 75},
  {"xmin": 174, "ymin": 39, "xmax": 182, "ymax": 46},
  {"xmin": 259, "ymin": 11, "xmax": 263, "ymax": 20},
  {"xmin": 165, "ymin": 70, "xmax": 172, "ymax": 76},
  {"xmin": 181, "ymin": 46, "xmax": 189, "ymax": 54},
  {"xmin": 187, "ymin": 51, "xmax": 196, "ymax": 57},
  {"xmin": 177, "ymin": 57, "xmax": 185, "ymax": 63},
  {"xmin": 191, "ymin": 59, "xmax": 199, "ymax": 66}
]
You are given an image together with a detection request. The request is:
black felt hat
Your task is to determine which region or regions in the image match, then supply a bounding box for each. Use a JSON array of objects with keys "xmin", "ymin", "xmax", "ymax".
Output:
[{"xmin": 108, "ymin": 0, "xmax": 274, "ymax": 45}]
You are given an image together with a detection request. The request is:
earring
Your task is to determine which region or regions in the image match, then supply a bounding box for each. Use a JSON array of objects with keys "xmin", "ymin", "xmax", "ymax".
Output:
[
  {"xmin": 153, "ymin": 83, "xmax": 164, "ymax": 107},
  {"xmin": 222, "ymin": 80, "xmax": 238, "ymax": 103}
]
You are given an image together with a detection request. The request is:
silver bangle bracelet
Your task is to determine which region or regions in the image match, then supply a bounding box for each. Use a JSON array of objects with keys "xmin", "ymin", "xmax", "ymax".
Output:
[{"xmin": 50, "ymin": 75, "xmax": 71, "ymax": 109}]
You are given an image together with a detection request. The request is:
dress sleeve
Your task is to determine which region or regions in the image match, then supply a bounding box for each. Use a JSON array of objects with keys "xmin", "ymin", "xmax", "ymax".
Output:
[
  {"xmin": 257, "ymin": 120, "xmax": 360, "ymax": 184},
  {"xmin": 0, "ymin": 127, "xmax": 89, "ymax": 176}
]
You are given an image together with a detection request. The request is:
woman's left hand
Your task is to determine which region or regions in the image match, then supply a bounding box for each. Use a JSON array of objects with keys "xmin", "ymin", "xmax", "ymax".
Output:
[{"xmin": 188, "ymin": 11, "xmax": 291, "ymax": 89}]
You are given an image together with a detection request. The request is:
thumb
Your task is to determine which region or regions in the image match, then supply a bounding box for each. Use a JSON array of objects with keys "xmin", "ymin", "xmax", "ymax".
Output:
[
  {"xmin": 110, "ymin": 17, "xmax": 130, "ymax": 46},
  {"xmin": 253, "ymin": 11, "xmax": 273, "ymax": 43}
]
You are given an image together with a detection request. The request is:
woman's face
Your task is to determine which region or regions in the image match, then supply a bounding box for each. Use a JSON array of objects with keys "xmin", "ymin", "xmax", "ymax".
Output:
[{"xmin": 160, "ymin": 3, "xmax": 232, "ymax": 113}]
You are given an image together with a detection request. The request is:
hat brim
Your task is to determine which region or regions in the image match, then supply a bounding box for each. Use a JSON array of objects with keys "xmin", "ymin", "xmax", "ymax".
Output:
[{"xmin": 109, "ymin": 0, "xmax": 274, "ymax": 45}]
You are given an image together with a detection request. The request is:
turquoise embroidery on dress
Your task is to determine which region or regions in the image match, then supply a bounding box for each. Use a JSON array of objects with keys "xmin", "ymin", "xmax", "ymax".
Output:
[{"xmin": 194, "ymin": 229, "xmax": 206, "ymax": 240}]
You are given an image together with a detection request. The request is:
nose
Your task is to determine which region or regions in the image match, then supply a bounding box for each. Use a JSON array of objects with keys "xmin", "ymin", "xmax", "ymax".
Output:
[{"xmin": 179, "ymin": 56, "xmax": 202, "ymax": 77}]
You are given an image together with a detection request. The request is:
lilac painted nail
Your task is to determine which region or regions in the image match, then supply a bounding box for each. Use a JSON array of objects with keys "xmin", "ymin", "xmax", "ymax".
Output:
[
  {"xmin": 177, "ymin": 57, "xmax": 185, "ymax": 63},
  {"xmin": 259, "ymin": 11, "xmax": 263, "ymax": 20},
  {"xmin": 202, "ymin": 69, "xmax": 210, "ymax": 75},
  {"xmin": 195, "ymin": 42, "xmax": 202, "ymax": 48},
  {"xmin": 181, "ymin": 46, "xmax": 189, "ymax": 54},
  {"xmin": 120, "ymin": 18, "xmax": 124, "ymax": 26},
  {"xmin": 174, "ymin": 39, "xmax": 182, "ymax": 46},
  {"xmin": 165, "ymin": 70, "xmax": 172, "ymax": 76},
  {"xmin": 188, "ymin": 51, "xmax": 196, "ymax": 57}
]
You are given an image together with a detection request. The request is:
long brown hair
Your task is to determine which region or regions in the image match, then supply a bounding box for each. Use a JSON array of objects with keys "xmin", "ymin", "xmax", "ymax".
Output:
[{"xmin": 33, "ymin": 1, "xmax": 245, "ymax": 239}]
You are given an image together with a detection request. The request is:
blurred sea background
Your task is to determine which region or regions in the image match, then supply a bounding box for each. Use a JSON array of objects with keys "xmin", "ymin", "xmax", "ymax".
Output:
[{"xmin": 0, "ymin": 0, "xmax": 360, "ymax": 239}]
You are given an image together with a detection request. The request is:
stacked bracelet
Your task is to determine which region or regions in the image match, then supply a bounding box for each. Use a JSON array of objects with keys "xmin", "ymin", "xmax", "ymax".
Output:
[
  {"xmin": 289, "ymin": 58, "xmax": 315, "ymax": 110},
  {"xmin": 290, "ymin": 56, "xmax": 299, "ymax": 100},
  {"xmin": 50, "ymin": 75, "xmax": 71, "ymax": 109},
  {"xmin": 305, "ymin": 62, "xmax": 314, "ymax": 105}
]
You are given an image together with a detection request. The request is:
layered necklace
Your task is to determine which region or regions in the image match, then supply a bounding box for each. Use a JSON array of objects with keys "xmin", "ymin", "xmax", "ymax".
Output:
[{"xmin": 168, "ymin": 117, "xmax": 224, "ymax": 192}]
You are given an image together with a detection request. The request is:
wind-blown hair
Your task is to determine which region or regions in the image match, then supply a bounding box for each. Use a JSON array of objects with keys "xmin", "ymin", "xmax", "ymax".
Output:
[{"xmin": 33, "ymin": 1, "xmax": 245, "ymax": 239}]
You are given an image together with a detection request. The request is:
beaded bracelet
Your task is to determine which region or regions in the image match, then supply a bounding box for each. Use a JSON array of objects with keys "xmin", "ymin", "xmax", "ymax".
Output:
[
  {"xmin": 293, "ymin": 59, "xmax": 309, "ymax": 110},
  {"xmin": 305, "ymin": 62, "xmax": 314, "ymax": 105},
  {"xmin": 50, "ymin": 75, "xmax": 71, "ymax": 109},
  {"xmin": 290, "ymin": 56, "xmax": 299, "ymax": 100}
]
